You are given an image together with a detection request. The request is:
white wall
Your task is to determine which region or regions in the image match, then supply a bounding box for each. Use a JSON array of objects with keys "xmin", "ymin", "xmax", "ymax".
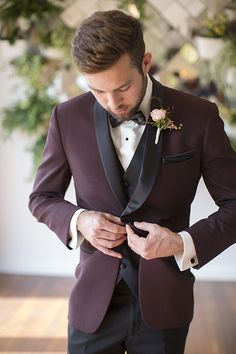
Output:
[
  {"xmin": 190, "ymin": 180, "xmax": 236, "ymax": 281},
  {"xmin": 0, "ymin": 40, "xmax": 79, "ymax": 277},
  {"xmin": 0, "ymin": 41, "xmax": 235, "ymax": 280}
]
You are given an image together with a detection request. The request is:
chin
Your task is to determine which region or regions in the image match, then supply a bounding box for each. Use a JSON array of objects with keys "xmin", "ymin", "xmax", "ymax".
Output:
[
  {"xmin": 110, "ymin": 111, "xmax": 131, "ymax": 121},
  {"xmin": 111, "ymin": 108, "xmax": 137, "ymax": 121}
]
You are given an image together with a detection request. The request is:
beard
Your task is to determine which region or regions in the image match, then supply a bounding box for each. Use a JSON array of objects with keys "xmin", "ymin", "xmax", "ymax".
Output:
[{"xmin": 108, "ymin": 74, "xmax": 147, "ymax": 121}]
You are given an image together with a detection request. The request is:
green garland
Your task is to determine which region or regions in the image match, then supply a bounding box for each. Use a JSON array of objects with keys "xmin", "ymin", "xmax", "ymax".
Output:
[
  {"xmin": 2, "ymin": 52, "xmax": 59, "ymax": 171},
  {"xmin": 0, "ymin": 0, "xmax": 74, "ymax": 172},
  {"xmin": 0, "ymin": 0, "xmax": 63, "ymax": 44}
]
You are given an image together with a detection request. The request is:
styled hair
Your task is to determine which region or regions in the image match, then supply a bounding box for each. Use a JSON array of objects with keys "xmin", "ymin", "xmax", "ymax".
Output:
[{"xmin": 71, "ymin": 10, "xmax": 145, "ymax": 73}]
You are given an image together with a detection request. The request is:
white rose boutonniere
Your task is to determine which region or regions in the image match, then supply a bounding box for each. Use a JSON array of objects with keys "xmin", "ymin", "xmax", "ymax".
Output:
[{"xmin": 150, "ymin": 108, "xmax": 183, "ymax": 144}]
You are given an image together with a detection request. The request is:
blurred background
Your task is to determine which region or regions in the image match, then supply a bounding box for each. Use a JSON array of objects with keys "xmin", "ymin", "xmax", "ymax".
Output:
[{"xmin": 0, "ymin": 1, "xmax": 236, "ymax": 353}]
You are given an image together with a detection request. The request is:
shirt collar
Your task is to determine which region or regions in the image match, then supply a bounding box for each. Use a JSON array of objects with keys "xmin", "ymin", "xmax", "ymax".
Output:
[{"xmin": 139, "ymin": 75, "xmax": 153, "ymax": 120}]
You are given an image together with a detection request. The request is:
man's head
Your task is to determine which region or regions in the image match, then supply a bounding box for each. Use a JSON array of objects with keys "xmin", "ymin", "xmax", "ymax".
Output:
[
  {"xmin": 71, "ymin": 10, "xmax": 145, "ymax": 74},
  {"xmin": 71, "ymin": 10, "xmax": 152, "ymax": 120}
]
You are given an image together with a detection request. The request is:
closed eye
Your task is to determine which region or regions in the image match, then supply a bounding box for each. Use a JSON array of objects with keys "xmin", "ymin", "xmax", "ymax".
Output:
[
  {"xmin": 93, "ymin": 90, "xmax": 104, "ymax": 95},
  {"xmin": 119, "ymin": 84, "xmax": 130, "ymax": 92}
]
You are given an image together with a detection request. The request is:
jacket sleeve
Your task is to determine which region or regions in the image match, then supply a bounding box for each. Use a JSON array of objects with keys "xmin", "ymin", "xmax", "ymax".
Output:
[
  {"xmin": 29, "ymin": 105, "xmax": 79, "ymax": 248},
  {"xmin": 186, "ymin": 103, "xmax": 236, "ymax": 268}
]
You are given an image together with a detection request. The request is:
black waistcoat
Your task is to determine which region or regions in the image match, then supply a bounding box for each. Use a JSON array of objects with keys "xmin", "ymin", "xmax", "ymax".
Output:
[{"xmin": 116, "ymin": 126, "xmax": 148, "ymax": 296}]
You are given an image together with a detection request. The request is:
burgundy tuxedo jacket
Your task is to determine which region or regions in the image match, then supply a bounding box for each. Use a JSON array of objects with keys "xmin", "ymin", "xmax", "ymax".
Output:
[{"xmin": 29, "ymin": 78, "xmax": 236, "ymax": 333}]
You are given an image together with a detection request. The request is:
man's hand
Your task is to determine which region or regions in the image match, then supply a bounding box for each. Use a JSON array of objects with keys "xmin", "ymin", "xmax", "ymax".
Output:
[
  {"xmin": 126, "ymin": 222, "xmax": 183, "ymax": 259},
  {"xmin": 77, "ymin": 211, "xmax": 126, "ymax": 259}
]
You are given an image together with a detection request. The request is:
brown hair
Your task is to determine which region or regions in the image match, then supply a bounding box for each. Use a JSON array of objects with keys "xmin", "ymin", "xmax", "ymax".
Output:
[{"xmin": 71, "ymin": 10, "xmax": 145, "ymax": 73}]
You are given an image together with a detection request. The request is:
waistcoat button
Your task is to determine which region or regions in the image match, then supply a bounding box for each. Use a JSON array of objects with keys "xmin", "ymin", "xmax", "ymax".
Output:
[{"xmin": 123, "ymin": 181, "xmax": 129, "ymax": 188}]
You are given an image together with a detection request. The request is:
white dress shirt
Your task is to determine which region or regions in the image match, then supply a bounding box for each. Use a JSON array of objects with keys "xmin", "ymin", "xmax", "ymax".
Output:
[{"xmin": 69, "ymin": 75, "xmax": 198, "ymax": 271}]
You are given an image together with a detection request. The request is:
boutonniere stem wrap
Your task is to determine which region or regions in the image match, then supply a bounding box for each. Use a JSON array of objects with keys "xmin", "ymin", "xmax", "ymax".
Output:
[{"xmin": 150, "ymin": 108, "xmax": 183, "ymax": 144}]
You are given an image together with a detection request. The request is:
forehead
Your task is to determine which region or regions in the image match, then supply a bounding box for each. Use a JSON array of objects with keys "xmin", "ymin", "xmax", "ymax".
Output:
[{"xmin": 85, "ymin": 53, "xmax": 139, "ymax": 92}]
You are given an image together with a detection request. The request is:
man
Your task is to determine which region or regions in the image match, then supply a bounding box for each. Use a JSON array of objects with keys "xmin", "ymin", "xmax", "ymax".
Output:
[{"xmin": 29, "ymin": 10, "xmax": 236, "ymax": 354}]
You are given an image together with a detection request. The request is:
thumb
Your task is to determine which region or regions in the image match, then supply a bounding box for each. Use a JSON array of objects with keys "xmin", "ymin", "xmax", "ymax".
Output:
[{"xmin": 134, "ymin": 221, "xmax": 156, "ymax": 232}]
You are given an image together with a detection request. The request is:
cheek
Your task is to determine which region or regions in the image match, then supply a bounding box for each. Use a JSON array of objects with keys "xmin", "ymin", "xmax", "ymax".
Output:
[
  {"xmin": 128, "ymin": 87, "xmax": 142, "ymax": 103},
  {"xmin": 124, "ymin": 87, "xmax": 138, "ymax": 100}
]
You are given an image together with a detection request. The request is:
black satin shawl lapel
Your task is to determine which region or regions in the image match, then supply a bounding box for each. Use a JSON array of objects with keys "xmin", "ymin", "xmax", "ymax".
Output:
[
  {"xmin": 122, "ymin": 79, "xmax": 164, "ymax": 216},
  {"xmin": 94, "ymin": 101, "xmax": 128, "ymax": 210}
]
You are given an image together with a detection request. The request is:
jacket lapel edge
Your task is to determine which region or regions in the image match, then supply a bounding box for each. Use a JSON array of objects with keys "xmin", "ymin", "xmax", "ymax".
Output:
[{"xmin": 94, "ymin": 102, "xmax": 128, "ymax": 211}]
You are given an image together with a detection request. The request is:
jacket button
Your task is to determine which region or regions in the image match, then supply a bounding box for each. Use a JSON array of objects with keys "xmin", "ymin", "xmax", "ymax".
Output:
[
  {"xmin": 123, "ymin": 181, "xmax": 129, "ymax": 188},
  {"xmin": 120, "ymin": 263, "xmax": 126, "ymax": 270}
]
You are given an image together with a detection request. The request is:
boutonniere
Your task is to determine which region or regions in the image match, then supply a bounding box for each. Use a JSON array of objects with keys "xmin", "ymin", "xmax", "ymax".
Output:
[{"xmin": 150, "ymin": 107, "xmax": 183, "ymax": 144}]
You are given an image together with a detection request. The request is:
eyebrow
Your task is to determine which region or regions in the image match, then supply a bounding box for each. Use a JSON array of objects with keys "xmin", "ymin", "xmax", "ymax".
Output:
[{"xmin": 88, "ymin": 80, "xmax": 131, "ymax": 92}]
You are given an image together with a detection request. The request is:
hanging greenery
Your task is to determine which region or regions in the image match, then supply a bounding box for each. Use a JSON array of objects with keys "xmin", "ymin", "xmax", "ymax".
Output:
[
  {"xmin": 2, "ymin": 52, "xmax": 59, "ymax": 169},
  {"xmin": 0, "ymin": 0, "xmax": 63, "ymax": 44},
  {"xmin": 0, "ymin": 0, "xmax": 75, "ymax": 172}
]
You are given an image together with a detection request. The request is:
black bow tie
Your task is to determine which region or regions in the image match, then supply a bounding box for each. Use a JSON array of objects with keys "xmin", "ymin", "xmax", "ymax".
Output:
[{"xmin": 108, "ymin": 110, "xmax": 146, "ymax": 128}]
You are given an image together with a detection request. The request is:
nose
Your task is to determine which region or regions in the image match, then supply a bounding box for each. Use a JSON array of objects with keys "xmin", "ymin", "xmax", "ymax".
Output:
[{"xmin": 107, "ymin": 92, "xmax": 122, "ymax": 110}]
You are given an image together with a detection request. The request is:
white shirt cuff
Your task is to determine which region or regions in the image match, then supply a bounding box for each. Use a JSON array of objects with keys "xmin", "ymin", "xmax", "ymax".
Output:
[
  {"xmin": 174, "ymin": 231, "xmax": 198, "ymax": 271},
  {"xmin": 68, "ymin": 209, "xmax": 85, "ymax": 249}
]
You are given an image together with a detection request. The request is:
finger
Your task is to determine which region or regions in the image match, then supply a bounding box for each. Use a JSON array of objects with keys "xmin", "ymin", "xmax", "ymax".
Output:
[
  {"xmin": 126, "ymin": 225, "xmax": 143, "ymax": 243},
  {"xmin": 126, "ymin": 228, "xmax": 145, "ymax": 251},
  {"xmin": 134, "ymin": 221, "xmax": 157, "ymax": 232},
  {"xmin": 127, "ymin": 233, "xmax": 145, "ymax": 248},
  {"xmin": 96, "ymin": 230, "xmax": 127, "ymax": 242},
  {"xmin": 100, "ymin": 218, "xmax": 126, "ymax": 234},
  {"xmin": 95, "ymin": 234, "xmax": 126, "ymax": 249},
  {"xmin": 126, "ymin": 225, "xmax": 140, "ymax": 248},
  {"xmin": 126, "ymin": 224, "xmax": 135, "ymax": 236},
  {"xmin": 104, "ymin": 214, "xmax": 125, "ymax": 226},
  {"xmin": 127, "ymin": 238, "xmax": 145, "ymax": 256},
  {"xmin": 96, "ymin": 245, "xmax": 122, "ymax": 259},
  {"xmin": 127, "ymin": 236, "xmax": 151, "ymax": 259}
]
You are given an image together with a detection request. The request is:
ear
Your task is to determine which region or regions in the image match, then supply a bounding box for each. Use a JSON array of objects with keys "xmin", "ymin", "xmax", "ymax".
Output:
[{"xmin": 142, "ymin": 52, "xmax": 152, "ymax": 75}]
